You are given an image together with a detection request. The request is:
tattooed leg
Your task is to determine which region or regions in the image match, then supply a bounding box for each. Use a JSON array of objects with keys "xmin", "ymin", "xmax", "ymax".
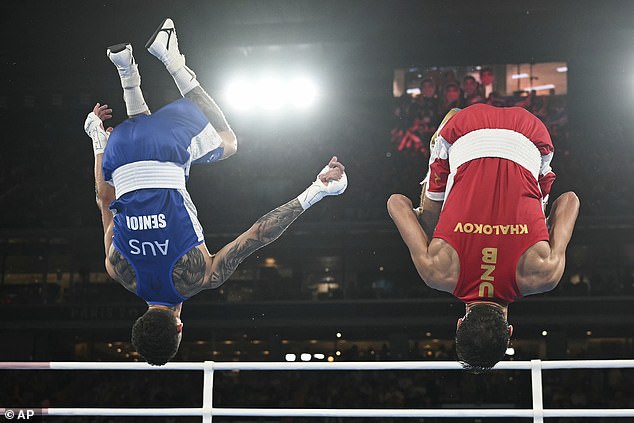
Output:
[
  {"xmin": 185, "ymin": 86, "xmax": 230, "ymax": 133},
  {"xmin": 108, "ymin": 245, "xmax": 137, "ymax": 293},
  {"xmin": 172, "ymin": 247, "xmax": 207, "ymax": 298}
]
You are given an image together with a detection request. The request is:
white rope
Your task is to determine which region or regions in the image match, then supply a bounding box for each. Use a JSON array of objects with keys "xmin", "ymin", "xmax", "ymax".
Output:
[
  {"xmin": 2, "ymin": 359, "xmax": 633, "ymax": 371},
  {"xmin": 3, "ymin": 360, "xmax": 634, "ymax": 420},
  {"xmin": 38, "ymin": 407, "xmax": 634, "ymax": 418}
]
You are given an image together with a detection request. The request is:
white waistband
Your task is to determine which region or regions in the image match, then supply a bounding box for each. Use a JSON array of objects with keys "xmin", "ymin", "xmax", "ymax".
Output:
[
  {"xmin": 449, "ymin": 128, "xmax": 541, "ymax": 180},
  {"xmin": 112, "ymin": 161, "xmax": 186, "ymax": 199}
]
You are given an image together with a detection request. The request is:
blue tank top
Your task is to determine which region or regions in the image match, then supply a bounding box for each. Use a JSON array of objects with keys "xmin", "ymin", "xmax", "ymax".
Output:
[{"xmin": 110, "ymin": 189, "xmax": 203, "ymax": 306}]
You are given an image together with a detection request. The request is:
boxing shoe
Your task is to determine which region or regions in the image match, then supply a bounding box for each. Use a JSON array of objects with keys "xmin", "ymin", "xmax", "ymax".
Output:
[
  {"xmin": 107, "ymin": 43, "xmax": 141, "ymax": 88},
  {"xmin": 107, "ymin": 43, "xmax": 134, "ymax": 70},
  {"xmin": 146, "ymin": 18, "xmax": 185, "ymax": 73}
]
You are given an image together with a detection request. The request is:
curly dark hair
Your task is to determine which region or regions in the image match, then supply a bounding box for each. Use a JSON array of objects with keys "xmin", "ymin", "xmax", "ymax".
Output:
[
  {"xmin": 131, "ymin": 308, "xmax": 181, "ymax": 366},
  {"xmin": 455, "ymin": 303, "xmax": 510, "ymax": 373}
]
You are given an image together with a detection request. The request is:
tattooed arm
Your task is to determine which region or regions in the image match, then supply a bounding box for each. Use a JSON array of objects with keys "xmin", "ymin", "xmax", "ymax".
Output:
[
  {"xmin": 203, "ymin": 156, "xmax": 348, "ymax": 289},
  {"xmin": 204, "ymin": 199, "xmax": 305, "ymax": 289}
]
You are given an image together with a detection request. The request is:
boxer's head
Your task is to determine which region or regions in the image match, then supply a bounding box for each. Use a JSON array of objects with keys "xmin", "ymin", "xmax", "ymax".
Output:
[
  {"xmin": 131, "ymin": 307, "xmax": 183, "ymax": 365},
  {"xmin": 455, "ymin": 303, "xmax": 512, "ymax": 373}
]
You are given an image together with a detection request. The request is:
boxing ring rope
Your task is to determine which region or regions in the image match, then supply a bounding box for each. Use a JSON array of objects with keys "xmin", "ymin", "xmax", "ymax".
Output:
[{"xmin": 2, "ymin": 359, "xmax": 634, "ymax": 421}]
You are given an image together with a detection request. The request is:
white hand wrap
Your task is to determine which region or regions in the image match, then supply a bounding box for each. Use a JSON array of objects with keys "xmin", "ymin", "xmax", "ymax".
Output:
[
  {"xmin": 84, "ymin": 112, "xmax": 110, "ymax": 156},
  {"xmin": 297, "ymin": 165, "xmax": 348, "ymax": 210}
]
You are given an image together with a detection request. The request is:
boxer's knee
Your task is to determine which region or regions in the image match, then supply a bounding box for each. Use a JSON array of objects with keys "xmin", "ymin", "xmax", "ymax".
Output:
[
  {"xmin": 387, "ymin": 193, "xmax": 412, "ymax": 210},
  {"xmin": 96, "ymin": 185, "xmax": 115, "ymax": 211}
]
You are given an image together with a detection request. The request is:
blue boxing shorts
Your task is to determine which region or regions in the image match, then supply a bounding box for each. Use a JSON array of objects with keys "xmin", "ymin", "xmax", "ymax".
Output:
[{"xmin": 102, "ymin": 98, "xmax": 222, "ymax": 306}]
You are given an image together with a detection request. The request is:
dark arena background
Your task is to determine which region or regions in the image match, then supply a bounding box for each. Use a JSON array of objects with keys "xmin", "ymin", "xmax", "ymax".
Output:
[{"xmin": 1, "ymin": 1, "xmax": 634, "ymax": 422}]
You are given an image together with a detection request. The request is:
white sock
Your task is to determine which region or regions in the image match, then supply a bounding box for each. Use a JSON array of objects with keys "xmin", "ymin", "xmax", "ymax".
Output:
[
  {"xmin": 123, "ymin": 86, "xmax": 149, "ymax": 116},
  {"xmin": 116, "ymin": 64, "xmax": 149, "ymax": 116},
  {"xmin": 170, "ymin": 64, "xmax": 200, "ymax": 97}
]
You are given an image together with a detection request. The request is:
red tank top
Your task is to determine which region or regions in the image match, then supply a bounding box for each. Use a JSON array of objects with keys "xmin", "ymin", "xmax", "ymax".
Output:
[{"xmin": 433, "ymin": 157, "xmax": 549, "ymax": 305}]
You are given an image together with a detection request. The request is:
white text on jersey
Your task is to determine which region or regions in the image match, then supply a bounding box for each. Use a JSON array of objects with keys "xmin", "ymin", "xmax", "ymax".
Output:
[{"xmin": 126, "ymin": 214, "xmax": 167, "ymax": 230}]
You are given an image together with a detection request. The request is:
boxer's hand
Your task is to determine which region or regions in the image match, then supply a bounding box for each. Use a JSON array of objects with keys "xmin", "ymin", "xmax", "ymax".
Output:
[
  {"xmin": 297, "ymin": 156, "xmax": 348, "ymax": 209},
  {"xmin": 319, "ymin": 156, "xmax": 345, "ymax": 183},
  {"xmin": 316, "ymin": 156, "xmax": 347, "ymax": 195},
  {"xmin": 93, "ymin": 103, "xmax": 112, "ymax": 125},
  {"xmin": 85, "ymin": 103, "xmax": 112, "ymax": 155}
]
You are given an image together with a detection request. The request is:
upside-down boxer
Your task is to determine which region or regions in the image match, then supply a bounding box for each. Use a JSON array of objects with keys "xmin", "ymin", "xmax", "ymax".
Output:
[
  {"xmin": 84, "ymin": 18, "xmax": 348, "ymax": 365},
  {"xmin": 388, "ymin": 104, "xmax": 579, "ymax": 372}
]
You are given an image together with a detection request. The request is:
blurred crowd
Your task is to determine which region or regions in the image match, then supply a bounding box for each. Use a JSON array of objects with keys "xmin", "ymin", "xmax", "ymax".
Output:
[{"xmin": 390, "ymin": 68, "xmax": 568, "ymax": 158}]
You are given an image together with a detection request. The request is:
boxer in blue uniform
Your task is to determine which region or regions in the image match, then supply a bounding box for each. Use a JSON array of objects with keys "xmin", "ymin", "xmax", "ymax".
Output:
[{"xmin": 85, "ymin": 18, "xmax": 348, "ymax": 365}]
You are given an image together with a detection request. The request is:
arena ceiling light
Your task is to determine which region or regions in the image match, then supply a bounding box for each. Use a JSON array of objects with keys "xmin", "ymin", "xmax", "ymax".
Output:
[
  {"xmin": 224, "ymin": 75, "xmax": 318, "ymax": 112},
  {"xmin": 225, "ymin": 79, "xmax": 254, "ymax": 111},
  {"xmin": 257, "ymin": 77, "xmax": 286, "ymax": 111},
  {"xmin": 288, "ymin": 77, "xmax": 317, "ymax": 108}
]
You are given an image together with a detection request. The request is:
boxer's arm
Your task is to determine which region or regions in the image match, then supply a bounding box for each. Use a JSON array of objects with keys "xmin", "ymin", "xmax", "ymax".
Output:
[
  {"xmin": 546, "ymin": 191, "xmax": 579, "ymax": 266},
  {"xmin": 388, "ymin": 194, "xmax": 449, "ymax": 291},
  {"xmin": 84, "ymin": 103, "xmax": 118, "ymax": 281},
  {"xmin": 95, "ymin": 151, "xmax": 117, "ymax": 281},
  {"xmin": 202, "ymin": 157, "xmax": 347, "ymax": 289},
  {"xmin": 518, "ymin": 191, "xmax": 580, "ymax": 294},
  {"xmin": 416, "ymin": 182, "xmax": 443, "ymax": 239},
  {"xmin": 185, "ymin": 86, "xmax": 237, "ymax": 160}
]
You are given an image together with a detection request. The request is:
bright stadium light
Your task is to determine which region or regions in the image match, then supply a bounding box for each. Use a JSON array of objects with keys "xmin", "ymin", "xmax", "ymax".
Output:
[
  {"xmin": 224, "ymin": 74, "xmax": 318, "ymax": 112},
  {"xmin": 258, "ymin": 77, "xmax": 286, "ymax": 111},
  {"xmin": 225, "ymin": 79, "xmax": 254, "ymax": 110},
  {"xmin": 285, "ymin": 353, "xmax": 297, "ymax": 362},
  {"xmin": 288, "ymin": 77, "xmax": 318, "ymax": 108}
]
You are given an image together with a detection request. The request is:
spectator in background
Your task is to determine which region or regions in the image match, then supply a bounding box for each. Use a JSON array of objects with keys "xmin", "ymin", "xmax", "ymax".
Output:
[
  {"xmin": 462, "ymin": 75, "xmax": 484, "ymax": 106},
  {"xmin": 441, "ymin": 70, "xmax": 459, "ymax": 89},
  {"xmin": 479, "ymin": 67, "xmax": 496, "ymax": 99},
  {"xmin": 411, "ymin": 78, "xmax": 441, "ymax": 145},
  {"xmin": 441, "ymin": 82, "xmax": 462, "ymax": 116},
  {"xmin": 391, "ymin": 78, "xmax": 440, "ymax": 157}
]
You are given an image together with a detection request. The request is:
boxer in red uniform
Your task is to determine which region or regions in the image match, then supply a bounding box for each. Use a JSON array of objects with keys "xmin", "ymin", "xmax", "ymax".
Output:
[{"xmin": 388, "ymin": 104, "xmax": 580, "ymax": 372}]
